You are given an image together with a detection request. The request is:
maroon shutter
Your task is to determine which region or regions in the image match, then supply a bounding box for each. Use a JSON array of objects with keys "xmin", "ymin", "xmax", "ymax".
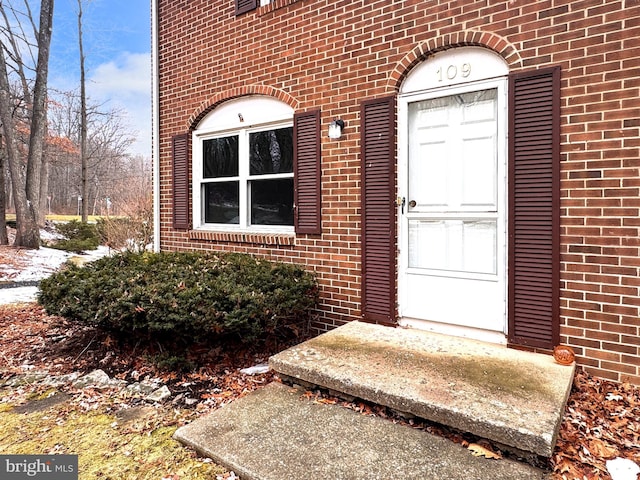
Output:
[
  {"xmin": 235, "ymin": 0, "xmax": 257, "ymax": 15},
  {"xmin": 172, "ymin": 133, "xmax": 190, "ymax": 230},
  {"xmin": 508, "ymin": 66, "xmax": 560, "ymax": 349},
  {"xmin": 294, "ymin": 110, "xmax": 321, "ymax": 234},
  {"xmin": 361, "ymin": 96, "xmax": 396, "ymax": 324}
]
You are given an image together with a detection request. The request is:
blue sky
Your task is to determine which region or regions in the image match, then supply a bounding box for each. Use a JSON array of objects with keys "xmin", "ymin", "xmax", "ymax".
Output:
[{"xmin": 50, "ymin": 0, "xmax": 151, "ymax": 157}]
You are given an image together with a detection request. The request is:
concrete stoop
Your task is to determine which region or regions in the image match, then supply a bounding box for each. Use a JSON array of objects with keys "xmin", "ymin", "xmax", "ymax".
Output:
[
  {"xmin": 174, "ymin": 382, "xmax": 549, "ymax": 480},
  {"xmin": 270, "ymin": 321, "xmax": 575, "ymax": 458},
  {"xmin": 174, "ymin": 321, "xmax": 574, "ymax": 479}
]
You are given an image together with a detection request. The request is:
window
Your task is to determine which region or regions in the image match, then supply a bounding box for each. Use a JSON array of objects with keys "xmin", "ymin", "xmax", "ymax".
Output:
[
  {"xmin": 201, "ymin": 125, "xmax": 294, "ymax": 227},
  {"xmin": 192, "ymin": 96, "xmax": 298, "ymax": 233},
  {"xmin": 235, "ymin": 0, "xmax": 257, "ymax": 15}
]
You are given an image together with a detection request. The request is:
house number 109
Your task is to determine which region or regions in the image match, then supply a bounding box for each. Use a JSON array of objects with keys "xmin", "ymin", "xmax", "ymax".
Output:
[{"xmin": 436, "ymin": 63, "xmax": 471, "ymax": 82}]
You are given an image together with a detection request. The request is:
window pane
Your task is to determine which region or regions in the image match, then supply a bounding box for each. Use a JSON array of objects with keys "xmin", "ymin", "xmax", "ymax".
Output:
[
  {"xmin": 204, "ymin": 182, "xmax": 239, "ymax": 224},
  {"xmin": 408, "ymin": 89, "xmax": 497, "ymax": 211},
  {"xmin": 203, "ymin": 136, "xmax": 239, "ymax": 178},
  {"xmin": 249, "ymin": 127, "xmax": 293, "ymax": 175},
  {"xmin": 408, "ymin": 219, "xmax": 496, "ymax": 274},
  {"xmin": 250, "ymin": 178, "xmax": 294, "ymax": 226}
]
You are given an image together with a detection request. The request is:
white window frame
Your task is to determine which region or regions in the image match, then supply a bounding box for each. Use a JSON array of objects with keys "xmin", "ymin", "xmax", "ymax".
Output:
[{"xmin": 192, "ymin": 96, "xmax": 294, "ymax": 233}]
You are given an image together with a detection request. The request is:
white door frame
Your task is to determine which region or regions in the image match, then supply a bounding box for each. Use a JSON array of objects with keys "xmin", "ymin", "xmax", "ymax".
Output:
[{"xmin": 397, "ymin": 48, "xmax": 509, "ymax": 344}]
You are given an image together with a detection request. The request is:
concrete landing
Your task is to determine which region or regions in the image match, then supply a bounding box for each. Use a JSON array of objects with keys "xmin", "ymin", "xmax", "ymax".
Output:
[
  {"xmin": 174, "ymin": 382, "xmax": 549, "ymax": 480},
  {"xmin": 270, "ymin": 321, "xmax": 575, "ymax": 457}
]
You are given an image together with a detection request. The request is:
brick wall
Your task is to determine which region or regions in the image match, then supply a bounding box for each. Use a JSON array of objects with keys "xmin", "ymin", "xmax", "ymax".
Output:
[{"xmin": 156, "ymin": 0, "xmax": 640, "ymax": 383}]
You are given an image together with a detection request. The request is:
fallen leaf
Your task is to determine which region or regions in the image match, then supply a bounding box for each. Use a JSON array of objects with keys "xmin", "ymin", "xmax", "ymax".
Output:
[
  {"xmin": 468, "ymin": 443, "xmax": 502, "ymax": 459},
  {"xmin": 589, "ymin": 438, "xmax": 619, "ymax": 459}
]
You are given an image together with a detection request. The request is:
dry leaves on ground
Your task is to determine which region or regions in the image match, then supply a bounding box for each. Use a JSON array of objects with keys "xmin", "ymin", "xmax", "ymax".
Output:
[
  {"xmin": 0, "ymin": 301, "xmax": 639, "ymax": 479},
  {"xmin": 0, "ymin": 303, "xmax": 288, "ymax": 417},
  {"xmin": 553, "ymin": 370, "xmax": 640, "ymax": 479}
]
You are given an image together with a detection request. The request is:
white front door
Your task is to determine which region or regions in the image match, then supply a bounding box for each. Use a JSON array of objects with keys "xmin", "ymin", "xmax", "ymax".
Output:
[{"xmin": 399, "ymin": 80, "xmax": 507, "ymax": 336}]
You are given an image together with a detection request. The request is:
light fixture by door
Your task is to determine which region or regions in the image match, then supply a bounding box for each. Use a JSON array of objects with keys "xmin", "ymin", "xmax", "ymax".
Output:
[{"xmin": 328, "ymin": 119, "xmax": 345, "ymax": 139}]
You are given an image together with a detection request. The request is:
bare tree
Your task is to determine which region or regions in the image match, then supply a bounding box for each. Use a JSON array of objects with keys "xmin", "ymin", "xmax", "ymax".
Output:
[
  {"xmin": 0, "ymin": 142, "xmax": 8, "ymax": 244},
  {"xmin": 0, "ymin": 0, "xmax": 54, "ymax": 247},
  {"xmin": 77, "ymin": 0, "xmax": 88, "ymax": 222},
  {"xmin": 47, "ymin": 89, "xmax": 137, "ymax": 216}
]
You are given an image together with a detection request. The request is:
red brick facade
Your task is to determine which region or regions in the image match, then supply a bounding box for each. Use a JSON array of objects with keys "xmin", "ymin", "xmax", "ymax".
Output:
[{"xmin": 155, "ymin": 0, "xmax": 640, "ymax": 383}]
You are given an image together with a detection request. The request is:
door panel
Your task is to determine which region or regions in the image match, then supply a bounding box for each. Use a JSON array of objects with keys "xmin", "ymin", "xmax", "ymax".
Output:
[
  {"xmin": 408, "ymin": 219, "xmax": 497, "ymax": 274},
  {"xmin": 461, "ymin": 135, "xmax": 496, "ymax": 207},
  {"xmin": 412, "ymin": 141, "xmax": 448, "ymax": 207},
  {"xmin": 400, "ymin": 83, "xmax": 506, "ymax": 333}
]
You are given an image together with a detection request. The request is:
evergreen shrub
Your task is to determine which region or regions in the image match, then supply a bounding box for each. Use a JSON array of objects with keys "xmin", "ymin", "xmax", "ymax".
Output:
[
  {"xmin": 49, "ymin": 220, "xmax": 100, "ymax": 253},
  {"xmin": 38, "ymin": 251, "xmax": 318, "ymax": 344}
]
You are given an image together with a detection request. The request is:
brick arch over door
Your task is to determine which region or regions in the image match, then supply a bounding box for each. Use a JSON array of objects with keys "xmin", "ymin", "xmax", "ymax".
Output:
[
  {"xmin": 187, "ymin": 85, "xmax": 300, "ymax": 132},
  {"xmin": 386, "ymin": 31, "xmax": 523, "ymax": 92},
  {"xmin": 364, "ymin": 43, "xmax": 559, "ymax": 350}
]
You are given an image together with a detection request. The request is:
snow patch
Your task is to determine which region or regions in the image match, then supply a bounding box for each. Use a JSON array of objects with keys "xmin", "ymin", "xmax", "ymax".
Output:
[
  {"xmin": 607, "ymin": 458, "xmax": 640, "ymax": 480},
  {"xmin": 0, "ymin": 240, "xmax": 112, "ymax": 304},
  {"xmin": 16, "ymin": 247, "xmax": 72, "ymax": 281}
]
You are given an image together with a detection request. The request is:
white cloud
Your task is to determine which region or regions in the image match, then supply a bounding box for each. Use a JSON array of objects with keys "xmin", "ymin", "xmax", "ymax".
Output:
[
  {"xmin": 89, "ymin": 52, "xmax": 150, "ymax": 97},
  {"xmin": 87, "ymin": 52, "xmax": 152, "ymax": 158}
]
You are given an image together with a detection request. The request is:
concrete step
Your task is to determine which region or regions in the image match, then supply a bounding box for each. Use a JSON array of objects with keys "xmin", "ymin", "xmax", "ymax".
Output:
[
  {"xmin": 174, "ymin": 382, "xmax": 549, "ymax": 480},
  {"xmin": 269, "ymin": 321, "xmax": 575, "ymax": 458}
]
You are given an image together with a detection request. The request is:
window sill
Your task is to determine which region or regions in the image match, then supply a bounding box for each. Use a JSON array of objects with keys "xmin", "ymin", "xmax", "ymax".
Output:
[
  {"xmin": 258, "ymin": 0, "xmax": 300, "ymax": 16},
  {"xmin": 189, "ymin": 229, "xmax": 295, "ymax": 246}
]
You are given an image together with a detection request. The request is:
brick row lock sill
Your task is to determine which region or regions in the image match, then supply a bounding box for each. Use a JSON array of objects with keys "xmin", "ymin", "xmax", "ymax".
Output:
[
  {"xmin": 257, "ymin": 0, "xmax": 300, "ymax": 16},
  {"xmin": 189, "ymin": 229, "xmax": 295, "ymax": 247}
]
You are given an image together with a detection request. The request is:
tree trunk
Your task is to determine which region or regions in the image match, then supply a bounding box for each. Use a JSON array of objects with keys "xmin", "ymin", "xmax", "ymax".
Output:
[
  {"xmin": 39, "ymin": 150, "xmax": 50, "ymax": 225},
  {"xmin": 0, "ymin": 0, "xmax": 55, "ymax": 248},
  {"xmin": 78, "ymin": 0, "xmax": 88, "ymax": 223},
  {"xmin": 0, "ymin": 35, "xmax": 39, "ymax": 248},
  {"xmin": 0, "ymin": 143, "xmax": 8, "ymax": 245},
  {"xmin": 26, "ymin": 0, "xmax": 55, "ymax": 229}
]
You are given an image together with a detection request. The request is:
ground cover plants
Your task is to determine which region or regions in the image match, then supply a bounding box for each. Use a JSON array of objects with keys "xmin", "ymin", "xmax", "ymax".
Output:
[{"xmin": 47, "ymin": 220, "xmax": 101, "ymax": 253}]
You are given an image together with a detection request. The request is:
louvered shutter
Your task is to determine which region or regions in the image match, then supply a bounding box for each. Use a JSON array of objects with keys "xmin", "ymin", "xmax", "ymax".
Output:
[
  {"xmin": 172, "ymin": 133, "xmax": 190, "ymax": 230},
  {"xmin": 361, "ymin": 96, "xmax": 396, "ymax": 324},
  {"xmin": 235, "ymin": 0, "xmax": 257, "ymax": 15},
  {"xmin": 508, "ymin": 66, "xmax": 560, "ymax": 349},
  {"xmin": 294, "ymin": 110, "xmax": 321, "ymax": 234}
]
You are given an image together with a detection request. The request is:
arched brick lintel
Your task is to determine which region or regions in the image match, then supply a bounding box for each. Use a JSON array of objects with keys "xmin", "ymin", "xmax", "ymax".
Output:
[
  {"xmin": 187, "ymin": 85, "xmax": 300, "ymax": 131},
  {"xmin": 386, "ymin": 31, "xmax": 523, "ymax": 92}
]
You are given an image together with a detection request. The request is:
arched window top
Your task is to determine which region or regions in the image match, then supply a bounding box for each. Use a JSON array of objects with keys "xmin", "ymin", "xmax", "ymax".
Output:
[
  {"xmin": 401, "ymin": 47, "xmax": 508, "ymax": 95},
  {"xmin": 196, "ymin": 96, "xmax": 294, "ymax": 134}
]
